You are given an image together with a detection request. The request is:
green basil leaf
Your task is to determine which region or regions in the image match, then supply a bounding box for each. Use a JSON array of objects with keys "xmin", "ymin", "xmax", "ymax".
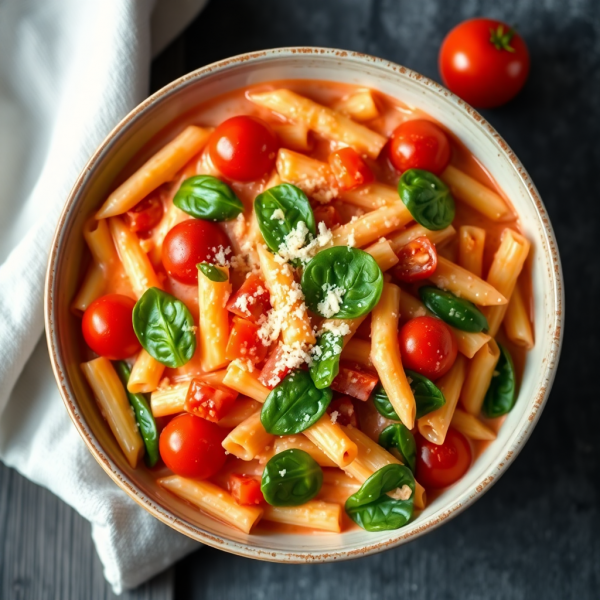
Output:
[
  {"xmin": 254, "ymin": 183, "xmax": 316, "ymax": 256},
  {"xmin": 114, "ymin": 361, "xmax": 159, "ymax": 467},
  {"xmin": 379, "ymin": 424, "xmax": 416, "ymax": 473},
  {"xmin": 261, "ymin": 370, "xmax": 332, "ymax": 435},
  {"xmin": 173, "ymin": 175, "xmax": 243, "ymax": 221},
  {"xmin": 482, "ymin": 343, "xmax": 516, "ymax": 418},
  {"xmin": 197, "ymin": 262, "xmax": 228, "ymax": 282},
  {"xmin": 398, "ymin": 169, "xmax": 455, "ymax": 231},
  {"xmin": 371, "ymin": 371, "xmax": 445, "ymax": 421},
  {"xmin": 345, "ymin": 464, "xmax": 415, "ymax": 532},
  {"xmin": 419, "ymin": 286, "xmax": 488, "ymax": 332},
  {"xmin": 301, "ymin": 247, "xmax": 383, "ymax": 319},
  {"xmin": 132, "ymin": 287, "xmax": 196, "ymax": 368},
  {"xmin": 309, "ymin": 331, "xmax": 343, "ymax": 389},
  {"xmin": 261, "ymin": 449, "xmax": 323, "ymax": 506}
]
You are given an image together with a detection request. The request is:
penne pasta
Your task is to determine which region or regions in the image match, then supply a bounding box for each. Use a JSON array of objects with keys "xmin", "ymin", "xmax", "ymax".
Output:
[
  {"xmin": 150, "ymin": 381, "xmax": 190, "ymax": 417},
  {"xmin": 504, "ymin": 280, "xmax": 534, "ymax": 349},
  {"xmin": 388, "ymin": 223, "xmax": 456, "ymax": 253},
  {"xmin": 128, "ymin": 349, "xmax": 166, "ymax": 394},
  {"xmin": 334, "ymin": 89, "xmax": 380, "ymax": 121},
  {"xmin": 222, "ymin": 361, "xmax": 271, "ymax": 403},
  {"xmin": 303, "ymin": 415, "xmax": 358, "ymax": 468},
  {"xmin": 460, "ymin": 339, "xmax": 501, "ymax": 415},
  {"xmin": 451, "ymin": 408, "xmax": 497, "ymax": 441},
  {"xmin": 273, "ymin": 435, "xmax": 337, "ymax": 468},
  {"xmin": 340, "ymin": 182, "xmax": 400, "ymax": 211},
  {"xmin": 71, "ymin": 262, "xmax": 105, "ymax": 314},
  {"xmin": 149, "ymin": 200, "xmax": 189, "ymax": 265},
  {"xmin": 262, "ymin": 501, "xmax": 342, "ymax": 533},
  {"xmin": 272, "ymin": 122, "xmax": 312, "ymax": 152},
  {"xmin": 218, "ymin": 397, "xmax": 262, "ymax": 428},
  {"xmin": 222, "ymin": 410, "xmax": 274, "ymax": 461},
  {"xmin": 363, "ymin": 239, "xmax": 400, "ymax": 271},
  {"xmin": 340, "ymin": 338, "xmax": 372, "ymax": 368},
  {"xmin": 458, "ymin": 225, "xmax": 486, "ymax": 278},
  {"xmin": 83, "ymin": 217, "xmax": 119, "ymax": 269}
]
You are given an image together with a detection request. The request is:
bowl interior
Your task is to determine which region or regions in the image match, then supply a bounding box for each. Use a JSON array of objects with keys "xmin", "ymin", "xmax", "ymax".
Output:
[{"xmin": 46, "ymin": 49, "xmax": 562, "ymax": 560}]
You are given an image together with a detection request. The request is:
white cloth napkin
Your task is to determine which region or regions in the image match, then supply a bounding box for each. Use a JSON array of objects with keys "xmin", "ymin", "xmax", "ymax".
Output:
[{"xmin": 0, "ymin": 0, "xmax": 208, "ymax": 593}]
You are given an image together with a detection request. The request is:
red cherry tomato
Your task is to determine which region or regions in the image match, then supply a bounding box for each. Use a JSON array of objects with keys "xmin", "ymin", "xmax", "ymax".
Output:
[
  {"xmin": 399, "ymin": 316, "xmax": 457, "ymax": 380},
  {"xmin": 124, "ymin": 192, "xmax": 164, "ymax": 235},
  {"xmin": 81, "ymin": 294, "xmax": 140, "ymax": 360},
  {"xmin": 208, "ymin": 115, "xmax": 278, "ymax": 182},
  {"xmin": 162, "ymin": 220, "xmax": 231, "ymax": 285},
  {"xmin": 227, "ymin": 474, "xmax": 264, "ymax": 505},
  {"xmin": 328, "ymin": 147, "xmax": 374, "ymax": 191},
  {"xmin": 226, "ymin": 273, "xmax": 271, "ymax": 323},
  {"xmin": 416, "ymin": 428, "xmax": 472, "ymax": 489},
  {"xmin": 225, "ymin": 316, "xmax": 269, "ymax": 364},
  {"xmin": 389, "ymin": 120, "xmax": 451, "ymax": 175},
  {"xmin": 439, "ymin": 18, "xmax": 530, "ymax": 109},
  {"xmin": 393, "ymin": 236, "xmax": 438, "ymax": 283},
  {"xmin": 331, "ymin": 364, "xmax": 379, "ymax": 402},
  {"xmin": 184, "ymin": 379, "xmax": 238, "ymax": 422},
  {"xmin": 159, "ymin": 413, "xmax": 227, "ymax": 479}
]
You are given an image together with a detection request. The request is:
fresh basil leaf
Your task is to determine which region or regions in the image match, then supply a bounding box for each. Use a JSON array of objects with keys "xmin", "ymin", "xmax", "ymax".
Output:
[
  {"xmin": 254, "ymin": 183, "xmax": 316, "ymax": 256},
  {"xmin": 173, "ymin": 175, "xmax": 243, "ymax": 221},
  {"xmin": 132, "ymin": 287, "xmax": 196, "ymax": 368},
  {"xmin": 261, "ymin": 370, "xmax": 332, "ymax": 435},
  {"xmin": 419, "ymin": 286, "xmax": 488, "ymax": 332},
  {"xmin": 114, "ymin": 361, "xmax": 159, "ymax": 467},
  {"xmin": 379, "ymin": 424, "xmax": 416, "ymax": 473},
  {"xmin": 482, "ymin": 343, "xmax": 516, "ymax": 418},
  {"xmin": 398, "ymin": 169, "xmax": 455, "ymax": 231},
  {"xmin": 371, "ymin": 385, "xmax": 400, "ymax": 420},
  {"xmin": 197, "ymin": 262, "xmax": 228, "ymax": 282},
  {"xmin": 261, "ymin": 449, "xmax": 323, "ymax": 506},
  {"xmin": 309, "ymin": 331, "xmax": 343, "ymax": 389},
  {"xmin": 301, "ymin": 247, "xmax": 383, "ymax": 319},
  {"xmin": 345, "ymin": 464, "xmax": 415, "ymax": 532}
]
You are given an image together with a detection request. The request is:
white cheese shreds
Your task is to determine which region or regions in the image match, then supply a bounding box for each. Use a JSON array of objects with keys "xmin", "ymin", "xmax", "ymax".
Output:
[
  {"xmin": 347, "ymin": 230, "xmax": 356, "ymax": 247},
  {"xmin": 271, "ymin": 208, "xmax": 285, "ymax": 221},
  {"xmin": 330, "ymin": 411, "xmax": 339, "ymax": 424},
  {"xmin": 317, "ymin": 283, "xmax": 346, "ymax": 318},
  {"xmin": 277, "ymin": 221, "xmax": 333, "ymax": 264},
  {"xmin": 266, "ymin": 342, "xmax": 313, "ymax": 388},
  {"xmin": 212, "ymin": 244, "xmax": 231, "ymax": 266},
  {"xmin": 279, "ymin": 469, "xmax": 287, "ymax": 477}
]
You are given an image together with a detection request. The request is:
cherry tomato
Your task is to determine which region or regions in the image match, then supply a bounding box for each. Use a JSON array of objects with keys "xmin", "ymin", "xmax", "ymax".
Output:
[
  {"xmin": 439, "ymin": 19, "xmax": 530, "ymax": 109},
  {"xmin": 159, "ymin": 413, "xmax": 227, "ymax": 479},
  {"xmin": 124, "ymin": 192, "xmax": 164, "ymax": 234},
  {"xmin": 328, "ymin": 147, "xmax": 374, "ymax": 191},
  {"xmin": 259, "ymin": 342, "xmax": 295, "ymax": 389},
  {"xmin": 226, "ymin": 273, "xmax": 271, "ymax": 323},
  {"xmin": 389, "ymin": 120, "xmax": 451, "ymax": 175},
  {"xmin": 81, "ymin": 294, "xmax": 140, "ymax": 360},
  {"xmin": 162, "ymin": 220, "xmax": 231, "ymax": 285},
  {"xmin": 399, "ymin": 316, "xmax": 457, "ymax": 380},
  {"xmin": 416, "ymin": 428, "xmax": 472, "ymax": 489},
  {"xmin": 331, "ymin": 364, "xmax": 379, "ymax": 402},
  {"xmin": 313, "ymin": 205, "xmax": 341, "ymax": 230},
  {"xmin": 184, "ymin": 379, "xmax": 238, "ymax": 422},
  {"xmin": 225, "ymin": 316, "xmax": 269, "ymax": 364},
  {"xmin": 228, "ymin": 474, "xmax": 264, "ymax": 505},
  {"xmin": 208, "ymin": 115, "xmax": 278, "ymax": 182},
  {"xmin": 393, "ymin": 236, "xmax": 438, "ymax": 283}
]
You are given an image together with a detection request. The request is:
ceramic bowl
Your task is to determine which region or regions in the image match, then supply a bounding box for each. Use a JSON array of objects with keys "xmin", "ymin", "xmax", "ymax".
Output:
[{"xmin": 45, "ymin": 48, "xmax": 563, "ymax": 561}]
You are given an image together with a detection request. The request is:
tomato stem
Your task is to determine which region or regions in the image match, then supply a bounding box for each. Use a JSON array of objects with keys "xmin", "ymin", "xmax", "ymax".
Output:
[{"xmin": 489, "ymin": 24, "xmax": 516, "ymax": 53}]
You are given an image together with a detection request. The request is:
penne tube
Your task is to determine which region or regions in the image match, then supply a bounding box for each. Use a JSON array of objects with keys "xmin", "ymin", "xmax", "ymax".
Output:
[
  {"xmin": 81, "ymin": 357, "xmax": 144, "ymax": 468},
  {"xmin": 108, "ymin": 217, "xmax": 162, "ymax": 298},
  {"xmin": 198, "ymin": 265, "xmax": 231, "ymax": 372},
  {"xmin": 334, "ymin": 89, "xmax": 380, "ymax": 122},
  {"xmin": 388, "ymin": 223, "xmax": 456, "ymax": 253},
  {"xmin": 441, "ymin": 165, "xmax": 511, "ymax": 221},
  {"xmin": 429, "ymin": 256, "xmax": 507, "ymax": 306},
  {"xmin": 198, "ymin": 369, "xmax": 228, "ymax": 387},
  {"xmin": 248, "ymin": 89, "xmax": 387, "ymax": 159},
  {"xmin": 158, "ymin": 475, "xmax": 262, "ymax": 534},
  {"xmin": 264, "ymin": 170, "xmax": 282, "ymax": 190},
  {"xmin": 303, "ymin": 415, "xmax": 358, "ymax": 468},
  {"xmin": 128, "ymin": 349, "xmax": 166, "ymax": 394},
  {"xmin": 222, "ymin": 361, "xmax": 270, "ymax": 403},
  {"xmin": 273, "ymin": 435, "xmax": 337, "ymax": 468},
  {"xmin": 451, "ymin": 408, "xmax": 497, "ymax": 441},
  {"xmin": 340, "ymin": 338, "xmax": 372, "ymax": 368},
  {"xmin": 96, "ymin": 126, "xmax": 213, "ymax": 218},
  {"xmin": 371, "ymin": 283, "xmax": 416, "ymax": 429},
  {"xmin": 340, "ymin": 182, "xmax": 400, "ymax": 211},
  {"xmin": 222, "ymin": 411, "xmax": 274, "ymax": 461},
  {"xmin": 150, "ymin": 381, "xmax": 190, "ymax": 417},
  {"xmin": 71, "ymin": 262, "xmax": 105, "ymax": 315},
  {"xmin": 257, "ymin": 244, "xmax": 316, "ymax": 346},
  {"xmin": 150, "ymin": 201, "xmax": 189, "ymax": 265},
  {"xmin": 460, "ymin": 339, "xmax": 501, "ymax": 415},
  {"xmin": 363, "ymin": 239, "xmax": 399, "ymax": 271},
  {"xmin": 83, "ymin": 218, "xmax": 119, "ymax": 268},
  {"xmin": 272, "ymin": 122, "xmax": 312, "ymax": 151},
  {"xmin": 418, "ymin": 354, "xmax": 467, "ymax": 445},
  {"xmin": 320, "ymin": 469, "xmax": 361, "ymax": 499},
  {"xmin": 483, "ymin": 229, "xmax": 531, "ymax": 336},
  {"xmin": 218, "ymin": 398, "xmax": 264, "ymax": 428},
  {"xmin": 504, "ymin": 281, "xmax": 534, "ymax": 349},
  {"xmin": 262, "ymin": 500, "xmax": 342, "ymax": 533},
  {"xmin": 458, "ymin": 225, "xmax": 486, "ymax": 278}
]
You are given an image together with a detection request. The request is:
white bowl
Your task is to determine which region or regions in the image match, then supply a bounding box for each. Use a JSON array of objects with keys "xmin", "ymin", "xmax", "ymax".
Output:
[{"xmin": 45, "ymin": 48, "xmax": 564, "ymax": 562}]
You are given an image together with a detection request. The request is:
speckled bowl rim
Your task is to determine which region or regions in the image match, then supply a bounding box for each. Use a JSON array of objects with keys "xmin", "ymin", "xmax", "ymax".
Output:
[{"xmin": 45, "ymin": 47, "xmax": 564, "ymax": 562}]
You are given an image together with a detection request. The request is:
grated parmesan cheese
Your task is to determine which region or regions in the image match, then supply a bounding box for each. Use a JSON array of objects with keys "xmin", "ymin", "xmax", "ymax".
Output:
[
  {"xmin": 317, "ymin": 283, "xmax": 346, "ymax": 318},
  {"xmin": 276, "ymin": 221, "xmax": 333, "ymax": 264}
]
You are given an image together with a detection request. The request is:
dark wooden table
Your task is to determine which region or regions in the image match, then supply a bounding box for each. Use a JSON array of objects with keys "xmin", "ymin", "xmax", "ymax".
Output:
[{"xmin": 2, "ymin": 0, "xmax": 599, "ymax": 598}]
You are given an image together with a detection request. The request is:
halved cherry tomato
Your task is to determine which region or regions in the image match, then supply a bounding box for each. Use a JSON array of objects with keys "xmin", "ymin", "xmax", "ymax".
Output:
[
  {"xmin": 225, "ymin": 316, "xmax": 269, "ymax": 364},
  {"xmin": 393, "ymin": 236, "xmax": 438, "ymax": 282},
  {"xmin": 159, "ymin": 413, "xmax": 227, "ymax": 479},
  {"xmin": 439, "ymin": 19, "xmax": 530, "ymax": 109},
  {"xmin": 389, "ymin": 120, "xmax": 451, "ymax": 175},
  {"xmin": 208, "ymin": 115, "xmax": 279, "ymax": 182},
  {"xmin": 399, "ymin": 316, "xmax": 457, "ymax": 381},
  {"xmin": 162, "ymin": 220, "xmax": 231, "ymax": 285},
  {"xmin": 327, "ymin": 396, "xmax": 357, "ymax": 427},
  {"xmin": 416, "ymin": 428, "xmax": 472, "ymax": 489},
  {"xmin": 227, "ymin": 474, "xmax": 264, "ymax": 505},
  {"xmin": 184, "ymin": 379, "xmax": 238, "ymax": 422},
  {"xmin": 258, "ymin": 342, "xmax": 294, "ymax": 389},
  {"xmin": 331, "ymin": 364, "xmax": 379, "ymax": 401},
  {"xmin": 82, "ymin": 294, "xmax": 140, "ymax": 360},
  {"xmin": 124, "ymin": 192, "xmax": 164, "ymax": 234},
  {"xmin": 313, "ymin": 205, "xmax": 341, "ymax": 230},
  {"xmin": 328, "ymin": 147, "xmax": 374, "ymax": 191},
  {"xmin": 226, "ymin": 273, "xmax": 271, "ymax": 323}
]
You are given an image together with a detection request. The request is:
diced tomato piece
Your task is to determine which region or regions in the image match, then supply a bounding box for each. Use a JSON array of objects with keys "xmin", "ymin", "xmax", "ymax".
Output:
[
  {"xmin": 225, "ymin": 316, "xmax": 269, "ymax": 364},
  {"xmin": 124, "ymin": 191, "xmax": 164, "ymax": 234},
  {"xmin": 331, "ymin": 364, "xmax": 379, "ymax": 401},
  {"xmin": 258, "ymin": 342, "xmax": 293, "ymax": 389},
  {"xmin": 226, "ymin": 273, "xmax": 271, "ymax": 323},
  {"xmin": 327, "ymin": 396, "xmax": 358, "ymax": 427},
  {"xmin": 328, "ymin": 147, "xmax": 374, "ymax": 191},
  {"xmin": 227, "ymin": 474, "xmax": 265, "ymax": 505},
  {"xmin": 393, "ymin": 236, "xmax": 438, "ymax": 283},
  {"xmin": 184, "ymin": 379, "xmax": 238, "ymax": 422},
  {"xmin": 313, "ymin": 205, "xmax": 341, "ymax": 230}
]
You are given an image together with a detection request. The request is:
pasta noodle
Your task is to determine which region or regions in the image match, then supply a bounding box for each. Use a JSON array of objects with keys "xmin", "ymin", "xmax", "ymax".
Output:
[
  {"xmin": 363, "ymin": 239, "xmax": 400, "ymax": 272},
  {"xmin": 340, "ymin": 182, "xmax": 400, "ymax": 210},
  {"xmin": 388, "ymin": 223, "xmax": 456, "ymax": 253},
  {"xmin": 334, "ymin": 89, "xmax": 380, "ymax": 121},
  {"xmin": 83, "ymin": 217, "xmax": 119, "ymax": 268},
  {"xmin": 451, "ymin": 409, "xmax": 496, "ymax": 441},
  {"xmin": 504, "ymin": 280, "xmax": 534, "ymax": 349},
  {"xmin": 128, "ymin": 349, "xmax": 166, "ymax": 394},
  {"xmin": 340, "ymin": 338, "xmax": 372, "ymax": 368},
  {"xmin": 262, "ymin": 501, "xmax": 342, "ymax": 533},
  {"xmin": 273, "ymin": 435, "xmax": 337, "ymax": 468},
  {"xmin": 217, "ymin": 398, "xmax": 262, "ymax": 428},
  {"xmin": 460, "ymin": 339, "xmax": 501, "ymax": 415},
  {"xmin": 303, "ymin": 415, "xmax": 358, "ymax": 468},
  {"xmin": 458, "ymin": 225, "xmax": 486, "ymax": 278},
  {"xmin": 222, "ymin": 411, "xmax": 274, "ymax": 461},
  {"xmin": 71, "ymin": 262, "xmax": 105, "ymax": 314},
  {"xmin": 150, "ymin": 381, "xmax": 189, "ymax": 417},
  {"xmin": 272, "ymin": 122, "xmax": 312, "ymax": 152},
  {"xmin": 222, "ymin": 361, "xmax": 271, "ymax": 403}
]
